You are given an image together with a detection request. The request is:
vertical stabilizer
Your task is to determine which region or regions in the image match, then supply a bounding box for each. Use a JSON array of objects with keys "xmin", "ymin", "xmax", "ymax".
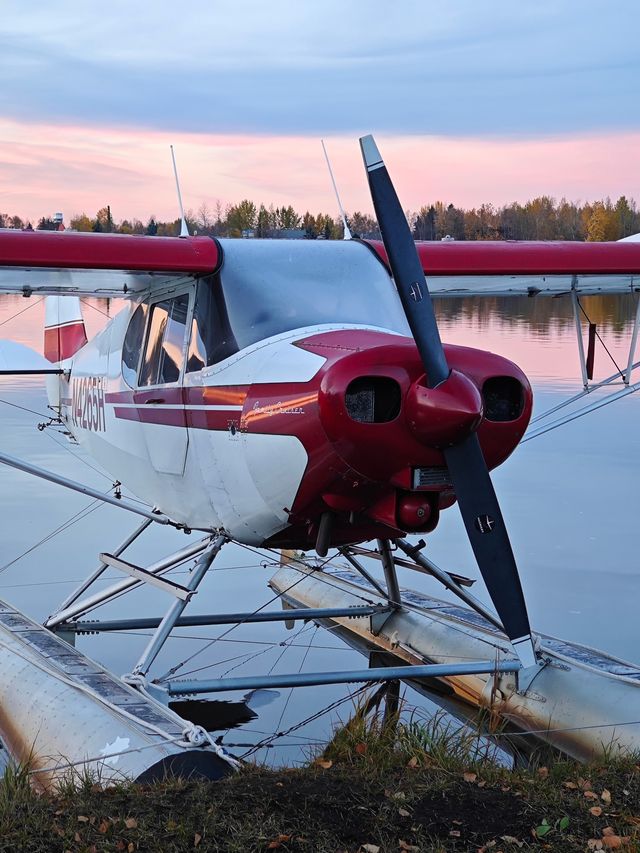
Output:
[{"xmin": 44, "ymin": 296, "xmax": 87, "ymax": 364}]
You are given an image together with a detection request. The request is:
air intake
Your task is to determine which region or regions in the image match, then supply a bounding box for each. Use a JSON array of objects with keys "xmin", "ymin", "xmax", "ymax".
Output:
[
  {"xmin": 482, "ymin": 376, "xmax": 524, "ymax": 422},
  {"xmin": 345, "ymin": 377, "xmax": 401, "ymax": 423}
]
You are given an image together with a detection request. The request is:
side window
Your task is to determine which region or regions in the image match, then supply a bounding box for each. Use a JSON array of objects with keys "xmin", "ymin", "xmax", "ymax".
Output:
[
  {"xmin": 121, "ymin": 303, "xmax": 148, "ymax": 388},
  {"xmin": 186, "ymin": 276, "xmax": 238, "ymax": 373},
  {"xmin": 139, "ymin": 294, "xmax": 189, "ymax": 386}
]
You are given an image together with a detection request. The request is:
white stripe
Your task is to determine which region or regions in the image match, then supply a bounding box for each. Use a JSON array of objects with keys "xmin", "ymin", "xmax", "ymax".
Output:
[
  {"xmin": 110, "ymin": 403, "xmax": 244, "ymax": 411},
  {"xmin": 44, "ymin": 320, "xmax": 84, "ymax": 330}
]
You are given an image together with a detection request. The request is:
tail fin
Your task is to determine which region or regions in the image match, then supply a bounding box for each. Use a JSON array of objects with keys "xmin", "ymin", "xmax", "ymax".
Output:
[{"xmin": 44, "ymin": 296, "xmax": 87, "ymax": 364}]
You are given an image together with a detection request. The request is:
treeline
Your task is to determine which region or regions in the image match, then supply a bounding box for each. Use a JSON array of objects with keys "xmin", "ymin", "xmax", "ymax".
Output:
[{"xmin": 2, "ymin": 195, "xmax": 639, "ymax": 241}]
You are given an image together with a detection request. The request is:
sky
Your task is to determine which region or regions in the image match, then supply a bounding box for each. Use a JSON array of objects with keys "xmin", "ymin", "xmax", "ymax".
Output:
[{"xmin": 1, "ymin": 0, "xmax": 639, "ymax": 224}]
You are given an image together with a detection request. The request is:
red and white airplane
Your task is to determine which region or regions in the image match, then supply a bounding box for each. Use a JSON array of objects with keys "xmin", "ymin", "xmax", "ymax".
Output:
[{"xmin": 1, "ymin": 136, "xmax": 639, "ymax": 671}]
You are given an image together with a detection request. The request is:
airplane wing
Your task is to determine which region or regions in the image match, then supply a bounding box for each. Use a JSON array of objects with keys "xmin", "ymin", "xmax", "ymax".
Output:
[
  {"xmin": 367, "ymin": 240, "xmax": 640, "ymax": 296},
  {"xmin": 1, "ymin": 230, "xmax": 639, "ymax": 299},
  {"xmin": 0, "ymin": 230, "xmax": 220, "ymax": 297}
]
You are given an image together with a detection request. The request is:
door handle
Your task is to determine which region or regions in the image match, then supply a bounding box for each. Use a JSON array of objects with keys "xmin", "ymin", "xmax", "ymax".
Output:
[{"xmin": 144, "ymin": 398, "xmax": 164, "ymax": 405}]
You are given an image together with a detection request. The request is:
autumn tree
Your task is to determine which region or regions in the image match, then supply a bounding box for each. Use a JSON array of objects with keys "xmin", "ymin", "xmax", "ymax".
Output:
[
  {"xmin": 69, "ymin": 213, "xmax": 93, "ymax": 232},
  {"xmin": 226, "ymin": 199, "xmax": 257, "ymax": 236},
  {"xmin": 348, "ymin": 211, "xmax": 380, "ymax": 239},
  {"xmin": 94, "ymin": 206, "xmax": 114, "ymax": 233}
]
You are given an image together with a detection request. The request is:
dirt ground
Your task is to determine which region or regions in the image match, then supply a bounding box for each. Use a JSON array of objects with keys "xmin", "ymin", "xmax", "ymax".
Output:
[{"xmin": 1, "ymin": 757, "xmax": 639, "ymax": 852}]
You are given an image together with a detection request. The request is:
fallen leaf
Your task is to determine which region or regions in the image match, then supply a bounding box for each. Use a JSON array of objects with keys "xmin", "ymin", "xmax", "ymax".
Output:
[
  {"xmin": 315, "ymin": 759, "xmax": 333, "ymax": 769},
  {"xmin": 587, "ymin": 841, "xmax": 603, "ymax": 851},
  {"xmin": 564, "ymin": 781, "xmax": 578, "ymax": 789},
  {"xmin": 398, "ymin": 808, "xmax": 410, "ymax": 817},
  {"xmin": 128, "ymin": 845, "xmax": 135, "ymax": 853},
  {"xmin": 478, "ymin": 843, "xmax": 497, "ymax": 852},
  {"xmin": 477, "ymin": 780, "xmax": 487, "ymax": 788},
  {"xmin": 579, "ymin": 777, "xmax": 593, "ymax": 791},
  {"xmin": 115, "ymin": 842, "xmax": 126, "ymax": 852},
  {"xmin": 276, "ymin": 782, "xmax": 284, "ymax": 787},
  {"xmin": 268, "ymin": 836, "xmax": 292, "ymax": 849},
  {"xmin": 98, "ymin": 820, "xmax": 110, "ymax": 834},
  {"xmin": 584, "ymin": 791, "xmax": 599, "ymax": 800},
  {"xmin": 501, "ymin": 836, "xmax": 523, "ymax": 847},
  {"xmin": 398, "ymin": 842, "xmax": 418, "ymax": 851},
  {"xmin": 602, "ymin": 836, "xmax": 628, "ymax": 849},
  {"xmin": 392, "ymin": 791, "xmax": 406, "ymax": 801},
  {"xmin": 449, "ymin": 830, "xmax": 461, "ymax": 837},
  {"xmin": 77, "ymin": 816, "xmax": 89, "ymax": 823},
  {"xmin": 194, "ymin": 833, "xmax": 202, "ymax": 847},
  {"xmin": 406, "ymin": 756, "xmax": 418, "ymax": 769},
  {"xmin": 74, "ymin": 833, "xmax": 82, "ymax": 843},
  {"xmin": 463, "ymin": 772, "xmax": 477, "ymax": 783},
  {"xmin": 537, "ymin": 767, "xmax": 549, "ymax": 778},
  {"xmin": 361, "ymin": 845, "xmax": 380, "ymax": 853},
  {"xmin": 602, "ymin": 828, "xmax": 616, "ymax": 836},
  {"xmin": 355, "ymin": 742, "xmax": 367, "ymax": 755},
  {"xmin": 590, "ymin": 807, "xmax": 603, "ymax": 817},
  {"xmin": 124, "ymin": 818, "xmax": 138, "ymax": 830},
  {"xmin": 601, "ymin": 789, "xmax": 612, "ymax": 805}
]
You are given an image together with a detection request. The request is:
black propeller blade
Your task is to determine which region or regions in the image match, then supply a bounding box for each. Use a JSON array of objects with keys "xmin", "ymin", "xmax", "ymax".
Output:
[{"xmin": 359, "ymin": 134, "xmax": 536, "ymax": 669}]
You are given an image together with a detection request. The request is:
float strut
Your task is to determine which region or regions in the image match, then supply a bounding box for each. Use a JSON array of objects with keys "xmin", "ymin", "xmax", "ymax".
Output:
[
  {"xmin": 377, "ymin": 539, "xmax": 401, "ymax": 608},
  {"xmin": 167, "ymin": 659, "xmax": 522, "ymax": 695},
  {"xmin": 131, "ymin": 534, "xmax": 227, "ymax": 678}
]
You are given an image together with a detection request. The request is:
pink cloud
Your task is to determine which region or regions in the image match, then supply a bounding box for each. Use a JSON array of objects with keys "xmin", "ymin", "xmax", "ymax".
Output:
[{"xmin": 1, "ymin": 119, "xmax": 638, "ymax": 225}]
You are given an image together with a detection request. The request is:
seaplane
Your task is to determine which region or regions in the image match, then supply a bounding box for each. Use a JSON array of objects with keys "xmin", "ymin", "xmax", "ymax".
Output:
[{"xmin": 1, "ymin": 136, "xmax": 640, "ymax": 785}]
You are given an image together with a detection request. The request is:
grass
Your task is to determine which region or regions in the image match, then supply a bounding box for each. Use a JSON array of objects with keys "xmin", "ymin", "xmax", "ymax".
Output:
[{"xmin": 0, "ymin": 710, "xmax": 639, "ymax": 852}]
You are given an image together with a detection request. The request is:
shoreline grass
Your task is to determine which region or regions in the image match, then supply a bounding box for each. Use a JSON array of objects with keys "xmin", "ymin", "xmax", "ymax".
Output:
[{"xmin": 1, "ymin": 712, "xmax": 639, "ymax": 852}]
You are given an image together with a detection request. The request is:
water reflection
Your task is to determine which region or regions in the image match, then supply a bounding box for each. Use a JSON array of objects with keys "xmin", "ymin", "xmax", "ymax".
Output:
[{"xmin": 0, "ymin": 292, "xmax": 639, "ymax": 766}]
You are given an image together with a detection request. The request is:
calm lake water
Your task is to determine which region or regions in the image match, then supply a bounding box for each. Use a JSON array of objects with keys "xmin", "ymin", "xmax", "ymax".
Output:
[{"xmin": 0, "ymin": 291, "xmax": 638, "ymax": 765}]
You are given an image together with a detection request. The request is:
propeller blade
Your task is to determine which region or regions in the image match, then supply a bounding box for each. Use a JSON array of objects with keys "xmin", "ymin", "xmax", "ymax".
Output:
[
  {"xmin": 359, "ymin": 134, "xmax": 536, "ymax": 668},
  {"xmin": 359, "ymin": 135, "xmax": 449, "ymax": 389},
  {"xmin": 443, "ymin": 435, "xmax": 535, "ymax": 668}
]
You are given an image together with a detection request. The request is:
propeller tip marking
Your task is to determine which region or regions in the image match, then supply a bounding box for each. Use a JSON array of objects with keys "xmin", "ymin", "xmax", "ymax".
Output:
[{"xmin": 359, "ymin": 135, "xmax": 384, "ymax": 172}]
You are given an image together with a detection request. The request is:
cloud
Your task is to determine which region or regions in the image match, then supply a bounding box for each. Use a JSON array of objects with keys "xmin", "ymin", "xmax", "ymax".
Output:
[{"xmin": 0, "ymin": 2, "xmax": 639, "ymax": 137}]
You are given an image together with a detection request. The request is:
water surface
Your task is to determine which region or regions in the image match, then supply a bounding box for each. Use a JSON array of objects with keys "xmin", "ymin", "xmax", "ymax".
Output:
[{"xmin": 0, "ymin": 292, "xmax": 638, "ymax": 765}]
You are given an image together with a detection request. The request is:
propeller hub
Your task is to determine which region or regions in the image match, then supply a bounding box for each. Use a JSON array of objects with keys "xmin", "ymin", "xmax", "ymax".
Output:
[{"xmin": 406, "ymin": 369, "xmax": 483, "ymax": 448}]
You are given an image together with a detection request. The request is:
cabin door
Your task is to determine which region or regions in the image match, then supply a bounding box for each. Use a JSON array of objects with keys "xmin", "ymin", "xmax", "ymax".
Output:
[{"xmin": 135, "ymin": 292, "xmax": 190, "ymax": 476}]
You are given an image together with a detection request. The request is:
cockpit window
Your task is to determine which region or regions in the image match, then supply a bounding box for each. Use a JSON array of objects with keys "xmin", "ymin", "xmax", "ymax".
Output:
[
  {"xmin": 186, "ymin": 240, "xmax": 410, "ymax": 369},
  {"xmin": 187, "ymin": 276, "xmax": 238, "ymax": 372},
  {"xmin": 121, "ymin": 303, "xmax": 148, "ymax": 388},
  {"xmin": 139, "ymin": 294, "xmax": 189, "ymax": 386}
]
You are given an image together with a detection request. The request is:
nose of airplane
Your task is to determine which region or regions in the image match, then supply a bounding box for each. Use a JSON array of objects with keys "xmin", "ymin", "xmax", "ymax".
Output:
[{"xmin": 405, "ymin": 369, "xmax": 483, "ymax": 448}]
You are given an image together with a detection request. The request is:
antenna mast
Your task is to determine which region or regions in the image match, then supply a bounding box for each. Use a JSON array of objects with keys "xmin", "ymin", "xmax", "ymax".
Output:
[
  {"xmin": 170, "ymin": 145, "xmax": 189, "ymax": 238},
  {"xmin": 321, "ymin": 139, "xmax": 351, "ymax": 240}
]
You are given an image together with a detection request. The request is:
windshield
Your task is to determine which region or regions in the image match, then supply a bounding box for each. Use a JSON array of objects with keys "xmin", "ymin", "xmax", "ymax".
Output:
[{"xmin": 216, "ymin": 238, "xmax": 410, "ymax": 352}]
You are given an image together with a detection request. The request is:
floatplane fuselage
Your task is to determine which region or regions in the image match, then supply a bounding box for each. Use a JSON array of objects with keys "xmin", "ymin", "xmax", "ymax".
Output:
[{"xmin": 51, "ymin": 237, "xmax": 532, "ymax": 553}]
